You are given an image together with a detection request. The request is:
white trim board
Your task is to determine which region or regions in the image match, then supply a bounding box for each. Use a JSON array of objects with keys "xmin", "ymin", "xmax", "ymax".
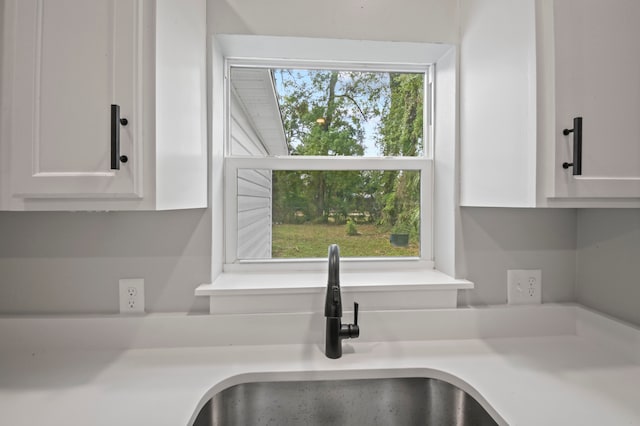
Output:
[
  {"xmin": 196, "ymin": 269, "xmax": 472, "ymax": 313},
  {"xmin": 217, "ymin": 35, "xmax": 454, "ymax": 66}
]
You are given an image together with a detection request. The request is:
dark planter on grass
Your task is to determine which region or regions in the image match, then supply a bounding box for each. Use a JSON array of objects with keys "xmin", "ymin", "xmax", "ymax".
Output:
[{"xmin": 389, "ymin": 233, "xmax": 409, "ymax": 247}]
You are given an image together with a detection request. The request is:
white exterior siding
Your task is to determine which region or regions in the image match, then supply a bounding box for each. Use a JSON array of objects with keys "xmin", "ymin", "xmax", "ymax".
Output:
[
  {"xmin": 231, "ymin": 91, "xmax": 272, "ymax": 259},
  {"xmin": 237, "ymin": 168, "xmax": 271, "ymax": 259},
  {"xmin": 231, "ymin": 90, "xmax": 269, "ymax": 156}
]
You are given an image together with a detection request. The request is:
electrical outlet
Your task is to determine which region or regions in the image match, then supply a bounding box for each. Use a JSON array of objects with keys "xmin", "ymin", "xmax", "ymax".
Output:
[
  {"xmin": 119, "ymin": 278, "xmax": 145, "ymax": 314},
  {"xmin": 507, "ymin": 270, "xmax": 541, "ymax": 305}
]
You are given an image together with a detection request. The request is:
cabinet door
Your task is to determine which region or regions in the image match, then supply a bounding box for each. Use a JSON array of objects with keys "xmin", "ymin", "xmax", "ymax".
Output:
[
  {"xmin": 554, "ymin": 0, "xmax": 640, "ymax": 198},
  {"xmin": 7, "ymin": 0, "xmax": 141, "ymax": 198}
]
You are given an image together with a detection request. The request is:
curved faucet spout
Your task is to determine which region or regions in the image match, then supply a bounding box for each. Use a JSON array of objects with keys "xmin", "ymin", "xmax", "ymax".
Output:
[
  {"xmin": 324, "ymin": 244, "xmax": 359, "ymax": 359},
  {"xmin": 328, "ymin": 244, "xmax": 340, "ymax": 286},
  {"xmin": 325, "ymin": 244, "xmax": 342, "ymax": 318}
]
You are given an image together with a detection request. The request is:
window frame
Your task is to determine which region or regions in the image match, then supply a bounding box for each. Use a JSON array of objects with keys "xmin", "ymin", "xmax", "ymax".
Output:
[{"xmin": 223, "ymin": 58, "xmax": 435, "ymax": 271}]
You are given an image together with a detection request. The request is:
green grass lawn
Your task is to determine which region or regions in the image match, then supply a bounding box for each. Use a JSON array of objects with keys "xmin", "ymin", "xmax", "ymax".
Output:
[{"xmin": 272, "ymin": 223, "xmax": 419, "ymax": 258}]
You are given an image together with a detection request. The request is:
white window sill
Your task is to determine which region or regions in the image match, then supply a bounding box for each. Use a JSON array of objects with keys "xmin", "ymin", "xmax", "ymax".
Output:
[{"xmin": 195, "ymin": 269, "xmax": 473, "ymax": 314}]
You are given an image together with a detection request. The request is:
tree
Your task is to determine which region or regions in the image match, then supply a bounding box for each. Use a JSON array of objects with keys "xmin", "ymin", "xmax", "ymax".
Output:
[
  {"xmin": 274, "ymin": 69, "xmax": 376, "ymax": 223},
  {"xmin": 376, "ymin": 73, "xmax": 423, "ymax": 236},
  {"xmin": 273, "ymin": 69, "xmax": 423, "ymax": 232}
]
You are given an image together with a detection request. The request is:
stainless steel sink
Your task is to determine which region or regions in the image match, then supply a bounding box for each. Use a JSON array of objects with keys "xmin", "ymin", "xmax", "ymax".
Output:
[{"xmin": 192, "ymin": 377, "xmax": 498, "ymax": 426}]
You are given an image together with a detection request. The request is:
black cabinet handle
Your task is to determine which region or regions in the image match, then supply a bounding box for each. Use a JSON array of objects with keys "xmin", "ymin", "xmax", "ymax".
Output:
[
  {"xmin": 110, "ymin": 104, "xmax": 129, "ymax": 170},
  {"xmin": 562, "ymin": 116, "xmax": 582, "ymax": 175}
]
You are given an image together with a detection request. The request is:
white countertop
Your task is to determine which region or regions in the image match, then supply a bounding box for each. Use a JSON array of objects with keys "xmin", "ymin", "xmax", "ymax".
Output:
[{"xmin": 1, "ymin": 305, "xmax": 640, "ymax": 426}]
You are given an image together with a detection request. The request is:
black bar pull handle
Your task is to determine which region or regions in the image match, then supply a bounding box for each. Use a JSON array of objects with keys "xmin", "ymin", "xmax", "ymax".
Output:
[
  {"xmin": 562, "ymin": 116, "xmax": 582, "ymax": 175},
  {"xmin": 110, "ymin": 104, "xmax": 129, "ymax": 170}
]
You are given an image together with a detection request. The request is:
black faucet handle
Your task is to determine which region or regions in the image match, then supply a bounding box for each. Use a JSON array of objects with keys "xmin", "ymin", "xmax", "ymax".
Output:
[
  {"xmin": 354, "ymin": 302, "xmax": 359, "ymax": 326},
  {"xmin": 339, "ymin": 302, "xmax": 360, "ymax": 339},
  {"xmin": 349, "ymin": 302, "xmax": 360, "ymax": 338}
]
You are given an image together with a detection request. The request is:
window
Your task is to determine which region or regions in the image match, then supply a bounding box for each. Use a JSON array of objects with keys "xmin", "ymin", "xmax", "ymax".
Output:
[
  {"xmin": 224, "ymin": 61, "xmax": 433, "ymax": 267},
  {"xmin": 199, "ymin": 36, "xmax": 466, "ymax": 313}
]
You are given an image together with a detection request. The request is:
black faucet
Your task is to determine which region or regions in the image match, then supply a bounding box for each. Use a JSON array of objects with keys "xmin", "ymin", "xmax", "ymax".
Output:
[{"xmin": 324, "ymin": 244, "xmax": 359, "ymax": 359}]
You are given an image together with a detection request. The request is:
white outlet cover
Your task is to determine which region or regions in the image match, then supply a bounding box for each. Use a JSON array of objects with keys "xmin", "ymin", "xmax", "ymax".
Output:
[
  {"xmin": 507, "ymin": 269, "xmax": 542, "ymax": 305},
  {"xmin": 119, "ymin": 278, "xmax": 145, "ymax": 314}
]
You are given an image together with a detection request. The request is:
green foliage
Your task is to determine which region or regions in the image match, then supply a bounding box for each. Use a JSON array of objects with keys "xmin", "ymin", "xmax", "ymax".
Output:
[
  {"xmin": 272, "ymin": 170, "xmax": 367, "ymax": 225},
  {"xmin": 273, "ymin": 69, "xmax": 423, "ymax": 242},
  {"xmin": 345, "ymin": 220, "xmax": 359, "ymax": 236},
  {"xmin": 276, "ymin": 69, "xmax": 378, "ymax": 157},
  {"xmin": 272, "ymin": 170, "xmax": 309, "ymax": 224},
  {"xmin": 377, "ymin": 73, "xmax": 424, "ymax": 156},
  {"xmin": 376, "ymin": 74, "xmax": 423, "ymax": 232}
]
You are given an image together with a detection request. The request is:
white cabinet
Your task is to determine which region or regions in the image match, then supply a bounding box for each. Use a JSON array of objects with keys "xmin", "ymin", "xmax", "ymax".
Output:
[
  {"xmin": 460, "ymin": 0, "xmax": 640, "ymax": 207},
  {"xmin": 460, "ymin": 0, "xmax": 538, "ymax": 207},
  {"xmin": 553, "ymin": 0, "xmax": 640, "ymax": 199},
  {"xmin": 0, "ymin": 0, "xmax": 207, "ymax": 210},
  {"xmin": 7, "ymin": 1, "xmax": 138, "ymax": 199}
]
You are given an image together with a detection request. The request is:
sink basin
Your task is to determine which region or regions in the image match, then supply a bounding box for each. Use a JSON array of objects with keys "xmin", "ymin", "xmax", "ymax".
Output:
[{"xmin": 192, "ymin": 377, "xmax": 498, "ymax": 425}]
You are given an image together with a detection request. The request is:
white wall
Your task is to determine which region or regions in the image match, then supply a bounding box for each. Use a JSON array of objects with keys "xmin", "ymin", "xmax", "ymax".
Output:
[
  {"xmin": 210, "ymin": 35, "xmax": 225, "ymax": 282},
  {"xmin": 208, "ymin": 0, "xmax": 458, "ymax": 43},
  {"xmin": 433, "ymin": 47, "xmax": 457, "ymax": 277},
  {"xmin": 576, "ymin": 209, "xmax": 640, "ymax": 326},
  {"xmin": 0, "ymin": 0, "xmax": 8, "ymax": 209}
]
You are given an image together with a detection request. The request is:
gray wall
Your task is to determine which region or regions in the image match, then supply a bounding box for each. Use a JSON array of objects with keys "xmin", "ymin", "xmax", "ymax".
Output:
[
  {"xmin": 0, "ymin": 207, "xmax": 579, "ymax": 314},
  {"xmin": 0, "ymin": 210, "xmax": 211, "ymax": 314},
  {"xmin": 457, "ymin": 208, "xmax": 577, "ymax": 306},
  {"xmin": 576, "ymin": 209, "xmax": 640, "ymax": 326}
]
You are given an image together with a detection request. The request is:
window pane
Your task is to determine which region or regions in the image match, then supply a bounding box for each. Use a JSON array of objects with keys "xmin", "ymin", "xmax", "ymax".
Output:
[
  {"xmin": 237, "ymin": 169, "xmax": 421, "ymax": 260},
  {"xmin": 230, "ymin": 67, "xmax": 425, "ymax": 157}
]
